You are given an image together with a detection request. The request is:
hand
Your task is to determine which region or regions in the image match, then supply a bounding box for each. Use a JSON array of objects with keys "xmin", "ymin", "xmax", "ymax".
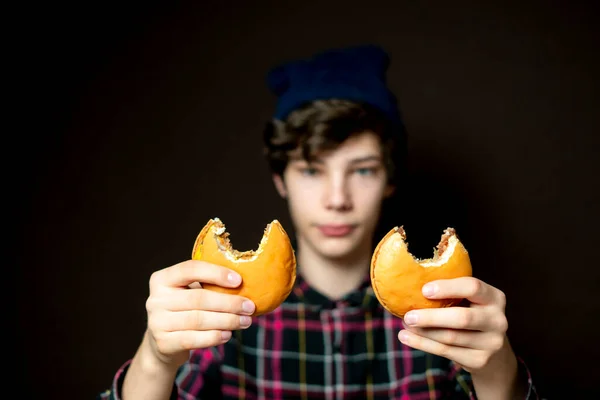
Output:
[
  {"xmin": 397, "ymin": 277, "xmax": 512, "ymax": 374},
  {"xmin": 144, "ymin": 260, "xmax": 256, "ymax": 368}
]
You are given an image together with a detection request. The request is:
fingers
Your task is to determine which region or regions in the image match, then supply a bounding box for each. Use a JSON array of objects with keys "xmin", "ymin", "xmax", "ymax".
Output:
[
  {"xmin": 401, "ymin": 326, "xmax": 505, "ymax": 352},
  {"xmin": 403, "ymin": 307, "xmax": 508, "ymax": 333},
  {"xmin": 144, "ymin": 260, "xmax": 253, "ymax": 363},
  {"xmin": 401, "ymin": 277, "xmax": 512, "ymax": 373},
  {"xmin": 148, "ymin": 288, "xmax": 256, "ymax": 315},
  {"xmin": 154, "ymin": 330, "xmax": 233, "ymax": 354},
  {"xmin": 151, "ymin": 260, "xmax": 242, "ymax": 289},
  {"xmin": 153, "ymin": 309, "xmax": 253, "ymax": 332},
  {"xmin": 398, "ymin": 329, "xmax": 492, "ymax": 370},
  {"xmin": 422, "ymin": 277, "xmax": 506, "ymax": 308}
]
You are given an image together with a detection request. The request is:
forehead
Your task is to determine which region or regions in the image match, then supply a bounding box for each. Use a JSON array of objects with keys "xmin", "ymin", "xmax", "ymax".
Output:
[{"xmin": 289, "ymin": 132, "xmax": 383, "ymax": 163}]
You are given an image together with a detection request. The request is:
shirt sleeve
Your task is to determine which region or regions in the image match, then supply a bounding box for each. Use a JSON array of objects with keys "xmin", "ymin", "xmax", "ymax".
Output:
[
  {"xmin": 516, "ymin": 356, "xmax": 540, "ymax": 399},
  {"xmin": 96, "ymin": 346, "xmax": 224, "ymax": 400},
  {"xmin": 446, "ymin": 356, "xmax": 540, "ymax": 400},
  {"xmin": 448, "ymin": 361, "xmax": 477, "ymax": 399}
]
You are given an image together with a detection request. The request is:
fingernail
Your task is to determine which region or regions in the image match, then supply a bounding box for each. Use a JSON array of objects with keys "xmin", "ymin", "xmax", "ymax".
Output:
[
  {"xmin": 422, "ymin": 283, "xmax": 438, "ymax": 297},
  {"xmin": 399, "ymin": 330, "xmax": 410, "ymax": 343},
  {"xmin": 221, "ymin": 331, "xmax": 232, "ymax": 341},
  {"xmin": 404, "ymin": 312, "xmax": 418, "ymax": 325},
  {"xmin": 240, "ymin": 316, "xmax": 252, "ymax": 328},
  {"xmin": 242, "ymin": 300, "xmax": 255, "ymax": 314},
  {"xmin": 228, "ymin": 272, "xmax": 241, "ymax": 285}
]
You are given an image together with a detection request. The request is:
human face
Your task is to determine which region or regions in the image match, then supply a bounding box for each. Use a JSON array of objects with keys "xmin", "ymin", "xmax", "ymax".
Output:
[{"xmin": 274, "ymin": 132, "xmax": 395, "ymax": 261}]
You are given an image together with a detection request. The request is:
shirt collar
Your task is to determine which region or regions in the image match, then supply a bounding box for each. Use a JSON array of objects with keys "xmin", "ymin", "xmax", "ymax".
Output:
[{"xmin": 289, "ymin": 269, "xmax": 380, "ymax": 311}]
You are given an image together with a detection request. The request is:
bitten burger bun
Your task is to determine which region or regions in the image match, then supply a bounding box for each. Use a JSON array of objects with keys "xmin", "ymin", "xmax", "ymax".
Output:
[
  {"xmin": 370, "ymin": 226, "xmax": 472, "ymax": 318},
  {"xmin": 191, "ymin": 218, "xmax": 297, "ymax": 316}
]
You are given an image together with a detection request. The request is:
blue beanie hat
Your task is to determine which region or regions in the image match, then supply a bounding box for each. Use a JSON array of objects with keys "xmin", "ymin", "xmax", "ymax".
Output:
[{"xmin": 266, "ymin": 44, "xmax": 404, "ymax": 130}]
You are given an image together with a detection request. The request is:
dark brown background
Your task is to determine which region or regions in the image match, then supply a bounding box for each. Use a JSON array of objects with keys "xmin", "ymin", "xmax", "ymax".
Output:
[{"xmin": 14, "ymin": 0, "xmax": 599, "ymax": 398}]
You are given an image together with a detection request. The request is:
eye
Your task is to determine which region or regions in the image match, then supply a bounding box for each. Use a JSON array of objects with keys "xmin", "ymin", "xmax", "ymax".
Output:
[
  {"xmin": 300, "ymin": 167, "xmax": 320, "ymax": 176},
  {"xmin": 354, "ymin": 167, "xmax": 377, "ymax": 176}
]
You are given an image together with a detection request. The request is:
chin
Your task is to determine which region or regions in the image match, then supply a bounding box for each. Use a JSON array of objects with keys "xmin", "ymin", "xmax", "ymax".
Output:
[{"xmin": 312, "ymin": 236, "xmax": 362, "ymax": 260}]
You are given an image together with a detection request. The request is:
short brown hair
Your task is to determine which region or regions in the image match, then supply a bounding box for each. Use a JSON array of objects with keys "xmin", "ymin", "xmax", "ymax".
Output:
[{"xmin": 263, "ymin": 99, "xmax": 407, "ymax": 185}]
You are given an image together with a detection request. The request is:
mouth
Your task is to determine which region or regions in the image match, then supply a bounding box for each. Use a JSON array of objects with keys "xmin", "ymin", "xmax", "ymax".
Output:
[{"xmin": 315, "ymin": 224, "xmax": 357, "ymax": 237}]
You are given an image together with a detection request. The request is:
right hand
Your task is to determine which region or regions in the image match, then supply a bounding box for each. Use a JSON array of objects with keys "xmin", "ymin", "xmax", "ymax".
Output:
[{"xmin": 144, "ymin": 260, "xmax": 256, "ymax": 368}]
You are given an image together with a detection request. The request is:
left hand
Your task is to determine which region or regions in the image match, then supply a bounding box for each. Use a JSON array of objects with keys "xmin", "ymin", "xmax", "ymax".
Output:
[{"xmin": 398, "ymin": 277, "xmax": 511, "ymax": 374}]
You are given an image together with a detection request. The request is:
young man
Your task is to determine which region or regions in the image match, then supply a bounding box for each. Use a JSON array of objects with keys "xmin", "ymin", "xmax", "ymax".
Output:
[{"xmin": 99, "ymin": 45, "xmax": 538, "ymax": 399}]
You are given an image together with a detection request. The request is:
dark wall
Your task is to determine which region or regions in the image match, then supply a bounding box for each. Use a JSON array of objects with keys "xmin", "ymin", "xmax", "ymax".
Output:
[{"xmin": 16, "ymin": 1, "xmax": 599, "ymax": 398}]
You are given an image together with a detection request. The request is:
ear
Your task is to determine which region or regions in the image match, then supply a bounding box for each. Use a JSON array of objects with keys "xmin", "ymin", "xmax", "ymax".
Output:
[
  {"xmin": 272, "ymin": 174, "xmax": 287, "ymax": 198},
  {"xmin": 384, "ymin": 184, "xmax": 395, "ymax": 198}
]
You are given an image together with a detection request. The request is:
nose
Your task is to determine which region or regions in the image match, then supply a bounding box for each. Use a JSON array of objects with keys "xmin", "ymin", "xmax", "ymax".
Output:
[{"xmin": 323, "ymin": 174, "xmax": 352, "ymax": 211}]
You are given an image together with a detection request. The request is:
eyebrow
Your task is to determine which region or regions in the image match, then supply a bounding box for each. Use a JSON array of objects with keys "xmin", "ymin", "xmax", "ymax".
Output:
[
  {"xmin": 297, "ymin": 155, "xmax": 382, "ymax": 165},
  {"xmin": 347, "ymin": 155, "xmax": 382, "ymax": 164}
]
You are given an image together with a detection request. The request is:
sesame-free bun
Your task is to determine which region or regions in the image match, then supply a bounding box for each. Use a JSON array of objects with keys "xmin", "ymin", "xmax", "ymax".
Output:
[
  {"xmin": 371, "ymin": 227, "xmax": 472, "ymax": 318},
  {"xmin": 192, "ymin": 218, "xmax": 296, "ymax": 316}
]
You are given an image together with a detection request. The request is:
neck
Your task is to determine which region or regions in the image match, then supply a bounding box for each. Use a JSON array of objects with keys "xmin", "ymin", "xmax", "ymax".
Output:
[{"xmin": 296, "ymin": 236, "xmax": 373, "ymax": 300}]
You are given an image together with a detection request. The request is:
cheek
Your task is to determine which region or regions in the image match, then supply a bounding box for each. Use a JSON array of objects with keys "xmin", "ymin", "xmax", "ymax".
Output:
[
  {"xmin": 286, "ymin": 183, "xmax": 320, "ymax": 218},
  {"xmin": 352, "ymin": 179, "xmax": 387, "ymax": 214}
]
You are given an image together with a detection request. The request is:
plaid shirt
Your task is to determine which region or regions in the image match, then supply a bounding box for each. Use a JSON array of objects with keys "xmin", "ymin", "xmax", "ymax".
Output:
[{"xmin": 100, "ymin": 273, "xmax": 537, "ymax": 399}]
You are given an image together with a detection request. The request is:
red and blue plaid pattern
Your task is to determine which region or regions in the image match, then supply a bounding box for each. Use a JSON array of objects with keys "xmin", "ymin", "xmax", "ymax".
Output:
[{"xmin": 99, "ymin": 273, "xmax": 537, "ymax": 399}]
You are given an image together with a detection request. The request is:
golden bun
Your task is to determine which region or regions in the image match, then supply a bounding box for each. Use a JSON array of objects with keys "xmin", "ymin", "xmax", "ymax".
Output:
[
  {"xmin": 191, "ymin": 218, "xmax": 296, "ymax": 316},
  {"xmin": 370, "ymin": 227, "xmax": 472, "ymax": 318}
]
